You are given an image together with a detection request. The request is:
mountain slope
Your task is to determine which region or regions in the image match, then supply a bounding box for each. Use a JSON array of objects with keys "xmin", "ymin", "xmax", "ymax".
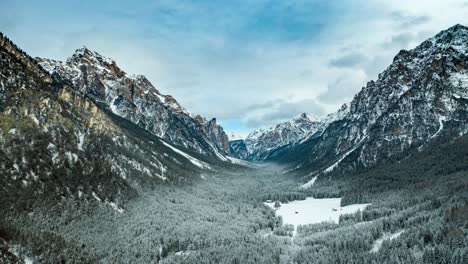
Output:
[
  {"xmin": 0, "ymin": 33, "xmax": 212, "ymax": 212},
  {"xmin": 37, "ymin": 48, "xmax": 230, "ymax": 160},
  {"xmin": 268, "ymin": 24, "xmax": 468, "ymax": 175}
]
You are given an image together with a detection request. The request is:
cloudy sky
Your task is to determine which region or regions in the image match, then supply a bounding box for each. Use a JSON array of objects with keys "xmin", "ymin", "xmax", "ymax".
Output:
[{"xmin": 2, "ymin": 0, "xmax": 468, "ymax": 136}]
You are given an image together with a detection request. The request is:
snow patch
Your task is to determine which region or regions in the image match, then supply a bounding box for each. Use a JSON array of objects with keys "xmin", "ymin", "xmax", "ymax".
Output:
[
  {"xmin": 65, "ymin": 151, "xmax": 78, "ymax": 163},
  {"xmin": 226, "ymin": 156, "xmax": 251, "ymax": 166},
  {"xmin": 175, "ymin": 250, "xmax": 190, "ymax": 256},
  {"xmin": 299, "ymin": 176, "xmax": 317, "ymax": 189},
  {"xmin": 430, "ymin": 116, "xmax": 446, "ymax": 139},
  {"xmin": 10, "ymin": 245, "xmax": 34, "ymax": 264},
  {"xmin": 228, "ymin": 132, "xmax": 245, "ymax": 141},
  {"xmin": 161, "ymin": 141, "xmax": 211, "ymax": 170},
  {"xmin": 213, "ymin": 149, "xmax": 228, "ymax": 161},
  {"xmin": 29, "ymin": 114, "xmax": 39, "ymax": 125},
  {"xmin": 110, "ymin": 97, "xmax": 119, "ymax": 114},
  {"xmin": 92, "ymin": 192, "xmax": 102, "ymax": 202},
  {"xmin": 77, "ymin": 131, "xmax": 85, "ymax": 151},
  {"xmin": 450, "ymin": 72, "xmax": 468, "ymax": 90},
  {"xmin": 453, "ymin": 94, "xmax": 468, "ymax": 99},
  {"xmin": 107, "ymin": 201, "xmax": 124, "ymax": 213},
  {"xmin": 324, "ymin": 136, "xmax": 367, "ymax": 173},
  {"xmin": 371, "ymin": 231, "xmax": 404, "ymax": 253},
  {"xmin": 52, "ymin": 152, "xmax": 59, "ymax": 164},
  {"xmin": 155, "ymin": 93, "xmax": 166, "ymax": 103}
]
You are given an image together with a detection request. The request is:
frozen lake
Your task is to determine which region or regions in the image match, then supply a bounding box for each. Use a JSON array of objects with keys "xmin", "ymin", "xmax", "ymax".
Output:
[{"xmin": 265, "ymin": 197, "xmax": 370, "ymax": 228}]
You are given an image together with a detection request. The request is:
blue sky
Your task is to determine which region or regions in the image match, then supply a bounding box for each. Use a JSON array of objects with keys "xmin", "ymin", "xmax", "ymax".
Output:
[{"xmin": 2, "ymin": 0, "xmax": 468, "ymax": 137}]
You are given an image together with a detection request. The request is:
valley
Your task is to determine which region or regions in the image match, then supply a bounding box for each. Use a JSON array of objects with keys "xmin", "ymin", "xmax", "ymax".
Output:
[
  {"xmin": 0, "ymin": 17, "xmax": 468, "ymax": 263},
  {"xmin": 2, "ymin": 135, "xmax": 468, "ymax": 264}
]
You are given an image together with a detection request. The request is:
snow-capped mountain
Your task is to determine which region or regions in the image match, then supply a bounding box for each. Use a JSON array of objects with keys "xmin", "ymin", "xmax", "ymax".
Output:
[
  {"xmin": 37, "ymin": 47, "xmax": 230, "ymax": 159},
  {"xmin": 0, "ymin": 33, "xmax": 226, "ymax": 212},
  {"xmin": 228, "ymin": 104, "xmax": 350, "ymax": 161},
  {"xmin": 239, "ymin": 113, "xmax": 323, "ymax": 160},
  {"xmin": 269, "ymin": 24, "xmax": 468, "ymax": 174}
]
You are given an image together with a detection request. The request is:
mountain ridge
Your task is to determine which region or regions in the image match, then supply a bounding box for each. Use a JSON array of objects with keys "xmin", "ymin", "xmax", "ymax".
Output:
[
  {"xmin": 233, "ymin": 24, "xmax": 468, "ymax": 177},
  {"xmin": 0, "ymin": 32, "xmax": 227, "ymax": 214},
  {"xmin": 37, "ymin": 47, "xmax": 231, "ymax": 160}
]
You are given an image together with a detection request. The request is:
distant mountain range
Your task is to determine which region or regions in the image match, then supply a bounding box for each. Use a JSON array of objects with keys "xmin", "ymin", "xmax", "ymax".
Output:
[
  {"xmin": 232, "ymin": 106, "xmax": 349, "ymax": 161},
  {"xmin": 231, "ymin": 24, "xmax": 468, "ymax": 177}
]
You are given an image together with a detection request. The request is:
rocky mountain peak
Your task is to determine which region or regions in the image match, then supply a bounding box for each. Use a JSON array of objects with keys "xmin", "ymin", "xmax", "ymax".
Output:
[
  {"xmin": 241, "ymin": 112, "xmax": 326, "ymax": 160},
  {"xmin": 434, "ymin": 23, "xmax": 468, "ymax": 42},
  {"xmin": 407, "ymin": 24, "xmax": 468, "ymax": 60},
  {"xmin": 292, "ymin": 113, "xmax": 320, "ymax": 123},
  {"xmin": 264, "ymin": 24, "xmax": 468, "ymax": 173},
  {"xmin": 70, "ymin": 46, "xmax": 110, "ymax": 63},
  {"xmin": 37, "ymin": 47, "xmax": 231, "ymax": 158},
  {"xmin": 67, "ymin": 46, "xmax": 126, "ymax": 78}
]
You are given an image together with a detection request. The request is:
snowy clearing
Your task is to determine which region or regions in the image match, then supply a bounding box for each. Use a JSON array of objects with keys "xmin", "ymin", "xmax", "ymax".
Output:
[{"xmin": 265, "ymin": 197, "xmax": 370, "ymax": 235}]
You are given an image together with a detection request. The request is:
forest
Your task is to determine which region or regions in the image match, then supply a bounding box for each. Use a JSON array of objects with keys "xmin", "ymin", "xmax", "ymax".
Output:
[{"xmin": 0, "ymin": 134, "xmax": 467, "ymax": 263}]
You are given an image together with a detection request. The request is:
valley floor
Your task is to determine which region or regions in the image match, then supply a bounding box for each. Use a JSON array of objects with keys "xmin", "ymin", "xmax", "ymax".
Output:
[{"xmin": 1, "ymin": 160, "xmax": 468, "ymax": 264}]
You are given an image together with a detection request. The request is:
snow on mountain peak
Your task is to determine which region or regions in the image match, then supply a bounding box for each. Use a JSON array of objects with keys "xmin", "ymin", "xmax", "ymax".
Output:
[
  {"xmin": 408, "ymin": 24, "xmax": 468, "ymax": 59},
  {"xmin": 69, "ymin": 46, "xmax": 115, "ymax": 67},
  {"xmin": 37, "ymin": 47, "xmax": 232, "ymax": 158},
  {"xmin": 270, "ymin": 24, "xmax": 468, "ymax": 171},
  {"xmin": 291, "ymin": 113, "xmax": 320, "ymax": 123},
  {"xmin": 228, "ymin": 132, "xmax": 245, "ymax": 141},
  {"xmin": 242, "ymin": 112, "xmax": 327, "ymax": 160}
]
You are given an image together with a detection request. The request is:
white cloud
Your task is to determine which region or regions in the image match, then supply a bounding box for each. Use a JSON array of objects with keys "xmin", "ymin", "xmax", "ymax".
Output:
[{"xmin": 2, "ymin": 0, "xmax": 468, "ymax": 135}]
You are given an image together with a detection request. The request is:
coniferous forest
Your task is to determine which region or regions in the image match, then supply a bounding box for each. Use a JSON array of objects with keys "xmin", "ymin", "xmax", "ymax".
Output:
[
  {"xmin": 1, "ymin": 134, "xmax": 467, "ymax": 263},
  {"xmin": 1, "ymin": 2, "xmax": 468, "ymax": 263}
]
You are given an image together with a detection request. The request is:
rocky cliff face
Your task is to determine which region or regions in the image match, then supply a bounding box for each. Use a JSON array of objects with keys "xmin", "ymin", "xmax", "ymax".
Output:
[
  {"xmin": 0, "ymin": 33, "xmax": 214, "ymax": 211},
  {"xmin": 229, "ymin": 140, "xmax": 249, "ymax": 159},
  {"xmin": 269, "ymin": 24, "xmax": 468, "ymax": 174},
  {"xmin": 37, "ymin": 48, "xmax": 230, "ymax": 159}
]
